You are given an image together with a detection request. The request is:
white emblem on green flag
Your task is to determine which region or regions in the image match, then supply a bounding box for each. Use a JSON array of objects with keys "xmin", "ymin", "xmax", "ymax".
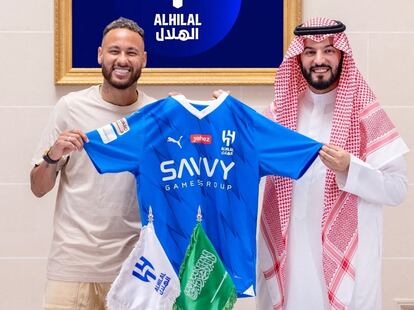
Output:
[{"xmin": 174, "ymin": 223, "xmax": 237, "ymax": 310}]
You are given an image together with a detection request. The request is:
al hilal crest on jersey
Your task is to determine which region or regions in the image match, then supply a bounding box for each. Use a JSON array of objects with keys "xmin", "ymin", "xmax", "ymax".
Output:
[{"xmin": 84, "ymin": 93, "xmax": 322, "ymax": 297}]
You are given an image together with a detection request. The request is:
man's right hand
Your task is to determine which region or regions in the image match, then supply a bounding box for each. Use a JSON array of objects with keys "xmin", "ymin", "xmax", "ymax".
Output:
[
  {"xmin": 48, "ymin": 129, "xmax": 89, "ymax": 161},
  {"xmin": 30, "ymin": 129, "xmax": 88, "ymax": 198}
]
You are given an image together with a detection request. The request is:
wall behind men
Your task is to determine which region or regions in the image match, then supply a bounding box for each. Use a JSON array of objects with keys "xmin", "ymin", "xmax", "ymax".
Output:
[{"xmin": 0, "ymin": 0, "xmax": 412, "ymax": 309}]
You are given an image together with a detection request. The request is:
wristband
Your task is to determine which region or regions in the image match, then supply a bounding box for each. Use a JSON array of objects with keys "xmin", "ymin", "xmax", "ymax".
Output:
[{"xmin": 42, "ymin": 148, "xmax": 60, "ymax": 164}]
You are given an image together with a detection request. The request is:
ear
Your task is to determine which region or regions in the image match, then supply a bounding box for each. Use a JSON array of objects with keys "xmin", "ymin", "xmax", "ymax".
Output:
[{"xmin": 97, "ymin": 47, "xmax": 103, "ymax": 65}]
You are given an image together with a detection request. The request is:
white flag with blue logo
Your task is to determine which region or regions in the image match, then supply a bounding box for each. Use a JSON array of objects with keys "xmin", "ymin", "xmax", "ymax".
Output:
[{"xmin": 107, "ymin": 222, "xmax": 180, "ymax": 310}]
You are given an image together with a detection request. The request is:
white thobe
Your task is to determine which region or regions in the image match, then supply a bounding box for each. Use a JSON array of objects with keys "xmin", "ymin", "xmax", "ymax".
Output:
[
  {"xmin": 257, "ymin": 88, "xmax": 409, "ymax": 310},
  {"xmin": 285, "ymin": 88, "xmax": 335, "ymax": 310}
]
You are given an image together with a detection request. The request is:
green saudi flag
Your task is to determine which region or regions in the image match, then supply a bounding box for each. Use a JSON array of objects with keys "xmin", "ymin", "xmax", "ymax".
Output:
[{"xmin": 174, "ymin": 223, "xmax": 237, "ymax": 310}]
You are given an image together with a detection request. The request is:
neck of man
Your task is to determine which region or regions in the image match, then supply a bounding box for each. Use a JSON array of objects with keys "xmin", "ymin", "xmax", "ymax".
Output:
[{"xmin": 100, "ymin": 82, "xmax": 139, "ymax": 106}]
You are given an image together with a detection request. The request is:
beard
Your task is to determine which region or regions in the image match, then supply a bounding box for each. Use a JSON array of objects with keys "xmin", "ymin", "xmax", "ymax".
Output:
[
  {"xmin": 101, "ymin": 65, "xmax": 142, "ymax": 90},
  {"xmin": 301, "ymin": 58, "xmax": 343, "ymax": 91}
]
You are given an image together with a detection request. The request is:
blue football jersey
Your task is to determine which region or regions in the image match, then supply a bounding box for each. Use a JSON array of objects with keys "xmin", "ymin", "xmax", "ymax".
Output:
[{"xmin": 84, "ymin": 93, "xmax": 322, "ymax": 297}]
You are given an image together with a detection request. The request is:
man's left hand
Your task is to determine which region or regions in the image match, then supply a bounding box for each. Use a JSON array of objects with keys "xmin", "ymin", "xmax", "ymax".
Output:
[{"xmin": 319, "ymin": 144, "xmax": 350, "ymax": 172}]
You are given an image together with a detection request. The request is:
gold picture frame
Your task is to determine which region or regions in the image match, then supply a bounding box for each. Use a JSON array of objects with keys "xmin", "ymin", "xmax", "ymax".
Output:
[{"xmin": 54, "ymin": 0, "xmax": 301, "ymax": 85}]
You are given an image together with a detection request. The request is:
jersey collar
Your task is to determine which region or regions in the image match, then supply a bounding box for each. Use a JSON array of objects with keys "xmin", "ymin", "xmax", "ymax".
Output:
[{"xmin": 171, "ymin": 92, "xmax": 229, "ymax": 119}]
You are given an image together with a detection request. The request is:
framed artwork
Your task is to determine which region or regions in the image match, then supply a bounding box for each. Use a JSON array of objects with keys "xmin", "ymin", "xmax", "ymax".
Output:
[{"xmin": 55, "ymin": 0, "xmax": 301, "ymax": 85}]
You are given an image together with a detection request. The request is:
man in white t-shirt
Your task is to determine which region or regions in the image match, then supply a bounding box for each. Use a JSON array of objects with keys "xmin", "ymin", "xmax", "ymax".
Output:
[{"xmin": 30, "ymin": 17, "xmax": 155, "ymax": 309}]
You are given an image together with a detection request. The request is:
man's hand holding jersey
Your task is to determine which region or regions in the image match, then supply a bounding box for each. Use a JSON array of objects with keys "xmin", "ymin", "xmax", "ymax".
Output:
[{"xmin": 48, "ymin": 130, "xmax": 89, "ymax": 162}]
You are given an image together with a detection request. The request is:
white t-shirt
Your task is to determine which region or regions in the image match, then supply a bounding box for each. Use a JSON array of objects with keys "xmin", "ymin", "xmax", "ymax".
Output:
[{"xmin": 31, "ymin": 85, "xmax": 155, "ymax": 282}]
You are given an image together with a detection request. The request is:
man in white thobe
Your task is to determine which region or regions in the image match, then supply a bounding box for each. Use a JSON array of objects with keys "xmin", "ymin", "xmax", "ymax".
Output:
[{"xmin": 257, "ymin": 17, "xmax": 409, "ymax": 310}]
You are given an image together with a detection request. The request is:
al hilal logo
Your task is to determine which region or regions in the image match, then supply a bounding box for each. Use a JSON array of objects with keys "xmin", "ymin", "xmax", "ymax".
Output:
[
  {"xmin": 221, "ymin": 130, "xmax": 235, "ymax": 156},
  {"xmin": 132, "ymin": 256, "xmax": 174, "ymax": 296},
  {"xmin": 173, "ymin": 0, "xmax": 183, "ymax": 9},
  {"xmin": 222, "ymin": 130, "xmax": 235, "ymax": 147},
  {"xmin": 132, "ymin": 256, "xmax": 156, "ymax": 282}
]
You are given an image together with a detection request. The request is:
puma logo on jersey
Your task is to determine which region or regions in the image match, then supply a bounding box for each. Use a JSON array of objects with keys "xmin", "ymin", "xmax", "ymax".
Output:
[{"xmin": 167, "ymin": 136, "xmax": 183, "ymax": 149}]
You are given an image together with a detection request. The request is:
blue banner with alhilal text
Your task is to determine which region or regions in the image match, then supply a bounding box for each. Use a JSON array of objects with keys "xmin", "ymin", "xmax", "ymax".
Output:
[{"xmin": 72, "ymin": 0, "xmax": 284, "ymax": 68}]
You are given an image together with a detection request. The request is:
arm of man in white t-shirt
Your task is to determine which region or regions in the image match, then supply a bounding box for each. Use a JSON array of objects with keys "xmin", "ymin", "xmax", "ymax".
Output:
[{"xmin": 30, "ymin": 129, "xmax": 87, "ymax": 197}]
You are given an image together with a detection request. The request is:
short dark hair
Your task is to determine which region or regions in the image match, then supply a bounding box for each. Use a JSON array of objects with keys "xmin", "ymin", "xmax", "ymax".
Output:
[{"xmin": 102, "ymin": 17, "xmax": 144, "ymax": 39}]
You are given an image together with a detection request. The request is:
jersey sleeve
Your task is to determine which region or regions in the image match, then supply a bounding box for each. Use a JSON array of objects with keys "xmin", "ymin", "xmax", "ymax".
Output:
[
  {"xmin": 84, "ymin": 111, "xmax": 145, "ymax": 174},
  {"xmin": 254, "ymin": 113, "xmax": 323, "ymax": 179}
]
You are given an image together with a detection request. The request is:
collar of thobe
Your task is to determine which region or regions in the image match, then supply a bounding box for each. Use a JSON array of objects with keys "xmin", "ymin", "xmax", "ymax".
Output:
[{"xmin": 301, "ymin": 87, "xmax": 337, "ymax": 113}]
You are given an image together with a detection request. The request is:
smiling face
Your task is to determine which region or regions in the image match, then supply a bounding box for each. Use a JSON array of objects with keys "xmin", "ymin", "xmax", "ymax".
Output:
[
  {"xmin": 300, "ymin": 37, "xmax": 343, "ymax": 94},
  {"xmin": 98, "ymin": 28, "xmax": 147, "ymax": 90}
]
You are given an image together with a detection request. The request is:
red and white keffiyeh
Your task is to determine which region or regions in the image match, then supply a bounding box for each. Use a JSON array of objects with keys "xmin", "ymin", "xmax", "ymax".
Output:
[{"xmin": 260, "ymin": 17, "xmax": 402, "ymax": 310}]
